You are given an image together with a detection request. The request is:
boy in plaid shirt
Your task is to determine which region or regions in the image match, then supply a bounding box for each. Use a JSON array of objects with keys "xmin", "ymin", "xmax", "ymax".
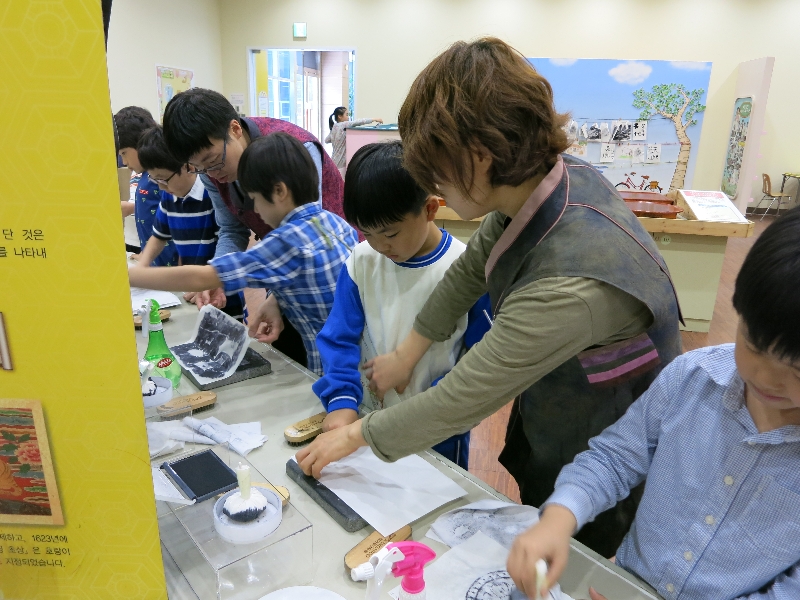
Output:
[{"xmin": 129, "ymin": 132, "xmax": 357, "ymax": 374}]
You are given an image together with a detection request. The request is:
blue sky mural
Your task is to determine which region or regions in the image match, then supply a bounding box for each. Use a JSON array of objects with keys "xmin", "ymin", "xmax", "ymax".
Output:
[{"xmin": 528, "ymin": 58, "xmax": 712, "ymax": 191}]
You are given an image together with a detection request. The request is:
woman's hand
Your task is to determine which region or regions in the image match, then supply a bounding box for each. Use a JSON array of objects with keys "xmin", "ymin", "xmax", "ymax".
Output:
[
  {"xmin": 363, "ymin": 350, "xmax": 413, "ymax": 399},
  {"xmin": 507, "ymin": 505, "xmax": 576, "ymax": 598},
  {"xmin": 296, "ymin": 420, "xmax": 367, "ymax": 478}
]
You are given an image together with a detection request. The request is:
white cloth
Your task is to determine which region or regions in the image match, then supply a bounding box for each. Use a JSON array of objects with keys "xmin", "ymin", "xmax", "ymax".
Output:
[{"xmin": 146, "ymin": 417, "xmax": 267, "ymax": 458}]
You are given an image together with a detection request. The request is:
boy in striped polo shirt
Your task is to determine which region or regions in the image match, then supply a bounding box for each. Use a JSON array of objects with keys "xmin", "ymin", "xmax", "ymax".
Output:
[
  {"xmin": 129, "ymin": 133, "xmax": 358, "ymax": 375},
  {"xmin": 136, "ymin": 126, "xmax": 244, "ymax": 319}
]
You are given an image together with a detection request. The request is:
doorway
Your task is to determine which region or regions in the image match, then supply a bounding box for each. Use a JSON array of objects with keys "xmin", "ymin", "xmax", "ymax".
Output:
[{"xmin": 248, "ymin": 48, "xmax": 355, "ymax": 149}]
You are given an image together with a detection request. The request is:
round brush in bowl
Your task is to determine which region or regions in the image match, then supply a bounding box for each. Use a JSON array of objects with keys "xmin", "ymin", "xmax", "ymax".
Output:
[{"xmin": 223, "ymin": 464, "xmax": 268, "ymax": 522}]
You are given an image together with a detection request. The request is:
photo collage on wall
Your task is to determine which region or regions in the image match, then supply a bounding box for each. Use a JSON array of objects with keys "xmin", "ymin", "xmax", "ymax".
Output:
[{"xmin": 530, "ymin": 58, "xmax": 712, "ymax": 194}]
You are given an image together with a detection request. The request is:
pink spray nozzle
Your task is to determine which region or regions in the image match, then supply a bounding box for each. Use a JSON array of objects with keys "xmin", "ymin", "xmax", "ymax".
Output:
[{"xmin": 388, "ymin": 541, "xmax": 436, "ymax": 595}]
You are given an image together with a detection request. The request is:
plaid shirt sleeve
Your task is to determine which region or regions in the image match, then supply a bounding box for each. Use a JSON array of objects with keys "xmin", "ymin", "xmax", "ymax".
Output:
[{"xmin": 209, "ymin": 236, "xmax": 302, "ymax": 295}]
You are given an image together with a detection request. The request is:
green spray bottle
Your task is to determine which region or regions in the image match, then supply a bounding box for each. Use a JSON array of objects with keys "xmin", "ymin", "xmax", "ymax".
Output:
[{"xmin": 141, "ymin": 299, "xmax": 182, "ymax": 388}]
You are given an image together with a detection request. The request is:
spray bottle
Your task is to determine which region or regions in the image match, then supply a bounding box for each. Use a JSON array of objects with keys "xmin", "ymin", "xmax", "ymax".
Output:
[
  {"xmin": 388, "ymin": 541, "xmax": 436, "ymax": 600},
  {"xmin": 351, "ymin": 545, "xmax": 405, "ymax": 600},
  {"xmin": 141, "ymin": 299, "xmax": 182, "ymax": 388}
]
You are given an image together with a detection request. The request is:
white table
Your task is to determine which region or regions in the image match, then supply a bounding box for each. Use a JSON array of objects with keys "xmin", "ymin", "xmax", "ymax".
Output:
[{"xmin": 141, "ymin": 300, "xmax": 662, "ymax": 600}]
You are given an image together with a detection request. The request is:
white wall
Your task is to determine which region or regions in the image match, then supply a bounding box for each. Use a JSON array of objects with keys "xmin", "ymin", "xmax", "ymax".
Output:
[
  {"xmin": 106, "ymin": 0, "xmax": 224, "ymax": 118},
  {"xmin": 217, "ymin": 0, "xmax": 800, "ymax": 206}
]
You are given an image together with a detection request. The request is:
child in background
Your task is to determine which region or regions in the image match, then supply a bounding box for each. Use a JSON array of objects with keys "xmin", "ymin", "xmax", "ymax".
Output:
[
  {"xmin": 135, "ymin": 126, "xmax": 244, "ymax": 320},
  {"xmin": 324, "ymin": 107, "xmax": 382, "ymax": 177},
  {"xmin": 129, "ymin": 133, "xmax": 358, "ymax": 375},
  {"xmin": 113, "ymin": 106, "xmax": 178, "ymax": 266},
  {"xmin": 507, "ymin": 207, "xmax": 800, "ymax": 600},
  {"xmin": 312, "ymin": 141, "xmax": 489, "ymax": 469}
]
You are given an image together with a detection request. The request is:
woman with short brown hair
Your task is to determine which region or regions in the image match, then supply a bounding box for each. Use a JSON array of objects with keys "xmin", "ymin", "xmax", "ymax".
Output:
[{"xmin": 298, "ymin": 36, "xmax": 682, "ymax": 567}]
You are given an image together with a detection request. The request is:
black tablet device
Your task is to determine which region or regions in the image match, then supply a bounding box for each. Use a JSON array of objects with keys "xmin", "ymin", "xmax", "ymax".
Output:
[{"xmin": 161, "ymin": 449, "xmax": 238, "ymax": 503}]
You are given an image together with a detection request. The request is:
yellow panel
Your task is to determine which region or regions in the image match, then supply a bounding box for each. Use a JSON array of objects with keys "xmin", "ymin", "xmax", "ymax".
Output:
[
  {"xmin": 254, "ymin": 50, "xmax": 269, "ymax": 117},
  {"xmin": 0, "ymin": 1, "xmax": 166, "ymax": 597}
]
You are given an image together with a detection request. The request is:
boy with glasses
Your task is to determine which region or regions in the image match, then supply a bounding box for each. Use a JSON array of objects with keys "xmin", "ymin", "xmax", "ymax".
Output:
[
  {"xmin": 135, "ymin": 126, "xmax": 244, "ymax": 319},
  {"xmin": 113, "ymin": 106, "xmax": 178, "ymax": 266},
  {"xmin": 130, "ymin": 133, "xmax": 358, "ymax": 375},
  {"xmin": 162, "ymin": 88, "xmax": 345, "ymax": 367}
]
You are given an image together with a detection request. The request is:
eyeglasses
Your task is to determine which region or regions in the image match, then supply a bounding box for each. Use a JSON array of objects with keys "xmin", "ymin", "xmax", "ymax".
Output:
[
  {"xmin": 188, "ymin": 139, "xmax": 227, "ymax": 175},
  {"xmin": 150, "ymin": 170, "xmax": 181, "ymax": 185}
]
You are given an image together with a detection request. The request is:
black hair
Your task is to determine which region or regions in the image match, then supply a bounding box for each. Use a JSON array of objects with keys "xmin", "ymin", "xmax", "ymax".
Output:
[
  {"xmin": 343, "ymin": 141, "xmax": 428, "ymax": 229},
  {"xmin": 733, "ymin": 206, "xmax": 800, "ymax": 360},
  {"xmin": 162, "ymin": 88, "xmax": 238, "ymax": 162},
  {"xmin": 113, "ymin": 106, "xmax": 156, "ymax": 151},
  {"xmin": 328, "ymin": 106, "xmax": 347, "ymax": 131},
  {"xmin": 238, "ymin": 132, "xmax": 319, "ymax": 207},
  {"xmin": 137, "ymin": 126, "xmax": 184, "ymax": 173}
]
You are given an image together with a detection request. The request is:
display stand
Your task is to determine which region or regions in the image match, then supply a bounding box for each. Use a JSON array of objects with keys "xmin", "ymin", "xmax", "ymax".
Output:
[{"xmin": 156, "ymin": 446, "xmax": 313, "ymax": 600}]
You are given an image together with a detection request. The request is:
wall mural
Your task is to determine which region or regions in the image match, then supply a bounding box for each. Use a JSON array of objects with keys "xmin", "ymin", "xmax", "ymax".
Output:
[{"xmin": 528, "ymin": 58, "xmax": 712, "ymax": 194}]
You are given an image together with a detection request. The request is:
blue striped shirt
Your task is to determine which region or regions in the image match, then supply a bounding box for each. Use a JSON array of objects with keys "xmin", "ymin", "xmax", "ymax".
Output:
[
  {"xmin": 210, "ymin": 202, "xmax": 358, "ymax": 375},
  {"xmin": 152, "ymin": 176, "xmax": 218, "ymax": 265},
  {"xmin": 545, "ymin": 344, "xmax": 800, "ymax": 599}
]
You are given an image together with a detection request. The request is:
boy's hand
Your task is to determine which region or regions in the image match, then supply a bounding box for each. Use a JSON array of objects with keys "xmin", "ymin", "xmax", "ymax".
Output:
[
  {"xmin": 196, "ymin": 288, "xmax": 227, "ymax": 310},
  {"xmin": 588, "ymin": 588, "xmax": 610, "ymax": 600},
  {"xmin": 183, "ymin": 292, "xmax": 197, "ymax": 303},
  {"xmin": 249, "ymin": 294, "xmax": 284, "ymax": 343},
  {"xmin": 364, "ymin": 350, "xmax": 413, "ymax": 399},
  {"xmin": 322, "ymin": 409, "xmax": 359, "ymax": 432},
  {"xmin": 507, "ymin": 505, "xmax": 576, "ymax": 598},
  {"xmin": 296, "ymin": 421, "xmax": 366, "ymax": 478}
]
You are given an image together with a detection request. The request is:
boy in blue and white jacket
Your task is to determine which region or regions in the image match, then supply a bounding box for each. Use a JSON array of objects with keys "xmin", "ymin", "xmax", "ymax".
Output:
[{"xmin": 312, "ymin": 141, "xmax": 490, "ymax": 469}]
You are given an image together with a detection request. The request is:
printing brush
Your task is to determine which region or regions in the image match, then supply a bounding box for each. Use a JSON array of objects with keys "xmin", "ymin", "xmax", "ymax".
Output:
[{"xmin": 284, "ymin": 411, "xmax": 326, "ymax": 446}]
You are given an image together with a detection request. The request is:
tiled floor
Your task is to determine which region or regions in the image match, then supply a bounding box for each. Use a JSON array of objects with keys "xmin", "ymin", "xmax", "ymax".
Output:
[{"xmin": 468, "ymin": 218, "xmax": 773, "ymax": 502}]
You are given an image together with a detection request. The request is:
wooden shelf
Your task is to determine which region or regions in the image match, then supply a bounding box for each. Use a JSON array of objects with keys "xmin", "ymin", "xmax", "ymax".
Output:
[
  {"xmin": 436, "ymin": 206, "xmax": 754, "ymax": 238},
  {"xmin": 637, "ymin": 217, "xmax": 754, "ymax": 238}
]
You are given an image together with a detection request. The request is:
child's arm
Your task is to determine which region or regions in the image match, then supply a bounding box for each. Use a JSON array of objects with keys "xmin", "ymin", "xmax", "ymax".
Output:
[
  {"xmin": 120, "ymin": 201, "xmax": 134, "ymax": 218},
  {"xmin": 137, "ymin": 236, "xmax": 167, "ymax": 268},
  {"xmin": 507, "ymin": 354, "xmax": 683, "ymax": 596},
  {"xmin": 129, "ymin": 264, "xmax": 221, "ymax": 292},
  {"xmin": 311, "ymin": 265, "xmax": 366, "ymax": 431}
]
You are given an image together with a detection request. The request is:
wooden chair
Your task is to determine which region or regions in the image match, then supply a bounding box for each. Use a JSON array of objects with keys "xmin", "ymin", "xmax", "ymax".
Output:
[{"xmin": 752, "ymin": 174, "xmax": 794, "ymax": 220}]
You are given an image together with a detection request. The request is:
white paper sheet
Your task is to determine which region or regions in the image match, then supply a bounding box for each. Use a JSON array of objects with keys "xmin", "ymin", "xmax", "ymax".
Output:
[
  {"xmin": 131, "ymin": 287, "xmax": 181, "ymax": 314},
  {"xmin": 171, "ymin": 306, "xmax": 250, "ymax": 385},
  {"xmin": 427, "ymin": 499, "xmax": 541, "ymax": 549},
  {"xmin": 312, "ymin": 447, "xmax": 467, "ymax": 536},
  {"xmin": 389, "ymin": 532, "xmax": 571, "ymax": 600}
]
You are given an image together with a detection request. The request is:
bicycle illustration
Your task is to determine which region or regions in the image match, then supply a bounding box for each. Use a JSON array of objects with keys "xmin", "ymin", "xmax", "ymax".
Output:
[{"xmin": 615, "ymin": 172, "xmax": 663, "ymax": 193}]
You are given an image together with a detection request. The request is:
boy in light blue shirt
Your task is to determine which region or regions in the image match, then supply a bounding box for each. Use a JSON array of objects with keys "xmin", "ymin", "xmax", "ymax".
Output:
[{"xmin": 509, "ymin": 208, "xmax": 800, "ymax": 600}]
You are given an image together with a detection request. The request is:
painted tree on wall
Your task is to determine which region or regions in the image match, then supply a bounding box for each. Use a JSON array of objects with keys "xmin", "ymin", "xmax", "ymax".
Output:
[{"xmin": 633, "ymin": 83, "xmax": 706, "ymax": 192}]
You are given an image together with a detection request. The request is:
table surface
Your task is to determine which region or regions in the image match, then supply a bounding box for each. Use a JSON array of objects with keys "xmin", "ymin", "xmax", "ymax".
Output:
[{"xmin": 141, "ymin": 299, "xmax": 662, "ymax": 600}]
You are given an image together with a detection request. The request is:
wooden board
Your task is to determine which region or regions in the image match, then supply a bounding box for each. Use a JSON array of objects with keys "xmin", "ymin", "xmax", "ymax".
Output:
[
  {"xmin": 344, "ymin": 525, "xmax": 413, "ymax": 570},
  {"xmin": 437, "ymin": 206, "xmax": 754, "ymax": 238},
  {"xmin": 436, "ymin": 206, "xmax": 485, "ymax": 222},
  {"xmin": 638, "ymin": 217, "xmax": 754, "ymax": 238},
  {"xmin": 626, "ymin": 201, "xmax": 683, "ymax": 219}
]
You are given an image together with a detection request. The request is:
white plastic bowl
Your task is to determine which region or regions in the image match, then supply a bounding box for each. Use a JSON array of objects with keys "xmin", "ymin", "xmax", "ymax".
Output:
[
  {"xmin": 143, "ymin": 376, "xmax": 172, "ymax": 408},
  {"xmin": 213, "ymin": 486, "xmax": 282, "ymax": 544}
]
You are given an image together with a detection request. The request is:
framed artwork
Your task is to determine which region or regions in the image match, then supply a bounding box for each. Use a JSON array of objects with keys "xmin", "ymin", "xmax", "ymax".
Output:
[
  {"xmin": 0, "ymin": 399, "xmax": 63, "ymax": 525},
  {"xmin": 721, "ymin": 97, "xmax": 753, "ymax": 199}
]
